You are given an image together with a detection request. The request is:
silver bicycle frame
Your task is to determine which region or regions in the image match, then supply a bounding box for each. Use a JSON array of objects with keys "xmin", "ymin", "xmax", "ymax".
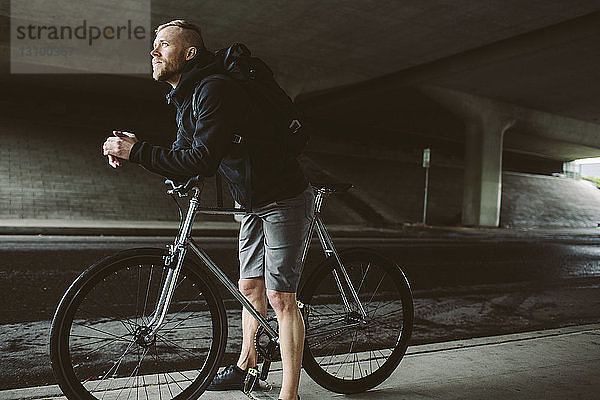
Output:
[
  {"xmin": 300, "ymin": 189, "xmax": 367, "ymax": 319},
  {"xmin": 146, "ymin": 185, "xmax": 367, "ymax": 341}
]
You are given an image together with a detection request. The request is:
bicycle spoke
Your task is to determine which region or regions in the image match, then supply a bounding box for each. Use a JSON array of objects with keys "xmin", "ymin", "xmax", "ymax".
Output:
[
  {"xmin": 148, "ymin": 348, "xmax": 197, "ymax": 383},
  {"xmin": 305, "ymin": 315, "xmax": 347, "ymax": 333},
  {"xmin": 316, "ymin": 339, "xmax": 342, "ymax": 370},
  {"xmin": 115, "ymin": 346, "xmax": 150, "ymax": 399},
  {"xmin": 308, "ymin": 323, "xmax": 355, "ymax": 349},
  {"xmin": 355, "ymin": 261, "xmax": 372, "ymax": 294},
  {"xmin": 149, "ymin": 344, "xmax": 181, "ymax": 399},
  {"xmin": 333, "ymin": 329, "xmax": 357, "ymax": 378},
  {"xmin": 366, "ymin": 297, "xmax": 402, "ymax": 317},
  {"xmin": 158, "ymin": 312, "xmax": 205, "ymax": 337},
  {"xmin": 156, "ymin": 335, "xmax": 205, "ymax": 356},
  {"xmin": 92, "ymin": 340, "xmax": 136, "ymax": 394},
  {"xmin": 365, "ymin": 274, "xmax": 385, "ymax": 310},
  {"xmin": 146, "ymin": 277, "xmax": 200, "ymax": 332},
  {"xmin": 135, "ymin": 265, "xmax": 142, "ymax": 328},
  {"xmin": 369, "ymin": 303, "xmax": 403, "ymax": 318},
  {"xmin": 164, "ymin": 372, "xmax": 175, "ymax": 398},
  {"xmin": 108, "ymin": 271, "xmax": 150, "ymax": 330},
  {"xmin": 77, "ymin": 297, "xmax": 137, "ymax": 334},
  {"xmin": 72, "ymin": 333, "xmax": 131, "ymax": 358},
  {"xmin": 73, "ymin": 320, "xmax": 132, "ymax": 342},
  {"xmin": 140, "ymin": 357, "xmax": 150, "ymax": 400},
  {"xmin": 362, "ymin": 329, "xmax": 395, "ymax": 350},
  {"xmin": 346, "ymin": 329, "xmax": 359, "ymax": 378},
  {"xmin": 370, "ymin": 319, "xmax": 403, "ymax": 333},
  {"xmin": 157, "ymin": 370, "xmax": 163, "ymax": 400},
  {"xmin": 159, "ymin": 325, "xmax": 212, "ymax": 331},
  {"xmin": 71, "ymin": 335, "xmax": 130, "ymax": 350},
  {"xmin": 156, "ymin": 336, "xmax": 211, "ymax": 342}
]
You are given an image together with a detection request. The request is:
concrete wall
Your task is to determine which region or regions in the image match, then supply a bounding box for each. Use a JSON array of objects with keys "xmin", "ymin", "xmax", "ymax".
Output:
[
  {"xmin": 2, "ymin": 120, "xmax": 599, "ymax": 229},
  {"xmin": 581, "ymin": 163, "xmax": 600, "ymax": 177}
]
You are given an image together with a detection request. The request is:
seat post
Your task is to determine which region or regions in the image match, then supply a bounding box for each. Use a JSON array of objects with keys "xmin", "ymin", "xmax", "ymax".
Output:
[{"xmin": 314, "ymin": 189, "xmax": 326, "ymax": 214}]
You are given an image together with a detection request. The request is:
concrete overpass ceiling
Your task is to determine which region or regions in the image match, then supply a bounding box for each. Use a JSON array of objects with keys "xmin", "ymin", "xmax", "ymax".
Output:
[
  {"xmin": 2, "ymin": 1, "xmax": 598, "ymax": 95},
  {"xmin": 150, "ymin": 0, "xmax": 600, "ymax": 97},
  {"xmin": 2, "ymin": 1, "xmax": 600, "ymax": 161},
  {"xmin": 431, "ymin": 20, "xmax": 600, "ymax": 124},
  {"xmin": 504, "ymin": 130, "xmax": 600, "ymax": 161}
]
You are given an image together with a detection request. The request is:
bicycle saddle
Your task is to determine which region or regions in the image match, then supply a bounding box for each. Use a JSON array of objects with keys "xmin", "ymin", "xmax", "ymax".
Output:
[{"xmin": 311, "ymin": 182, "xmax": 354, "ymax": 193}]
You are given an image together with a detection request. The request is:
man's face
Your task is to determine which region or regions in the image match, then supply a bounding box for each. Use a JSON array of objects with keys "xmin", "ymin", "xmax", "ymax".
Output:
[{"xmin": 151, "ymin": 26, "xmax": 188, "ymax": 85}]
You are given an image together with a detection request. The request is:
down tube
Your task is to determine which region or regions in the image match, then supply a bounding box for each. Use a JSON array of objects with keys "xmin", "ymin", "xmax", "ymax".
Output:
[{"xmin": 188, "ymin": 239, "xmax": 279, "ymax": 339}]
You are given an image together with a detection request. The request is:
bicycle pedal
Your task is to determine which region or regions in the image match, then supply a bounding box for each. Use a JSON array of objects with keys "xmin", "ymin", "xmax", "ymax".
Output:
[{"xmin": 243, "ymin": 367, "xmax": 259, "ymax": 394}]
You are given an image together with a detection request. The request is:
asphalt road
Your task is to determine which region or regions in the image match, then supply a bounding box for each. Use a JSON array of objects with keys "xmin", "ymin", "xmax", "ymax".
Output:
[{"xmin": 1, "ymin": 235, "xmax": 599, "ymax": 390}]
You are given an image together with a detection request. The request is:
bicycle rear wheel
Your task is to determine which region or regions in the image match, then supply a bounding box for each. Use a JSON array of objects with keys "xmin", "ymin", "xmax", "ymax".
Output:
[
  {"xmin": 50, "ymin": 248, "xmax": 227, "ymax": 400},
  {"xmin": 299, "ymin": 248, "xmax": 413, "ymax": 394}
]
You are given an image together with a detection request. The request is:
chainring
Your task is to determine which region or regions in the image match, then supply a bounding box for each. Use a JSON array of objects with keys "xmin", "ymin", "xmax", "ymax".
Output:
[{"xmin": 254, "ymin": 317, "xmax": 281, "ymax": 362}]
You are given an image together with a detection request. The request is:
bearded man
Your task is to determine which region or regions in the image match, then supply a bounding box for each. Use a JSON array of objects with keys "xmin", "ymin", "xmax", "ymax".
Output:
[{"xmin": 102, "ymin": 19, "xmax": 311, "ymax": 400}]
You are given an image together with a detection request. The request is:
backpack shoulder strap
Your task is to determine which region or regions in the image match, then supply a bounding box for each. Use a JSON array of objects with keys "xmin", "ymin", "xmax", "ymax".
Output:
[
  {"xmin": 191, "ymin": 73, "xmax": 247, "ymax": 145},
  {"xmin": 191, "ymin": 73, "xmax": 231, "ymax": 120}
]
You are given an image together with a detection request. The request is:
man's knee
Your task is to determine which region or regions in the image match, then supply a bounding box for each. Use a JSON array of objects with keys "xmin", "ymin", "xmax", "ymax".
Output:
[
  {"xmin": 239, "ymin": 277, "xmax": 265, "ymax": 297},
  {"xmin": 266, "ymin": 290, "xmax": 297, "ymax": 314}
]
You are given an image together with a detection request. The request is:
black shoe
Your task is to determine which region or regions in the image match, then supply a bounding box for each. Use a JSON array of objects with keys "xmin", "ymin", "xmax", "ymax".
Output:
[{"xmin": 206, "ymin": 365, "xmax": 247, "ymax": 391}]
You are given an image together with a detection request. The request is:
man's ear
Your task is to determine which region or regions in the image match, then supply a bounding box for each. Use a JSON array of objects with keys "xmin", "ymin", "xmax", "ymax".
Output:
[{"xmin": 186, "ymin": 47, "xmax": 197, "ymax": 60}]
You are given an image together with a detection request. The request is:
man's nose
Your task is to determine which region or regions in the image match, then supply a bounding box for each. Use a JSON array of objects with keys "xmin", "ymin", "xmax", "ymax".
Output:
[{"xmin": 150, "ymin": 47, "xmax": 160, "ymax": 57}]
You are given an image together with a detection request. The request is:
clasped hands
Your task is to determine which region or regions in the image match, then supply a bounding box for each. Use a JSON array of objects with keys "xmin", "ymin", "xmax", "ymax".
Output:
[{"xmin": 102, "ymin": 130, "xmax": 139, "ymax": 168}]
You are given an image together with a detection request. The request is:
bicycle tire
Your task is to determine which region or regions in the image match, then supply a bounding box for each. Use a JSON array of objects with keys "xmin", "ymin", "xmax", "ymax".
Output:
[
  {"xmin": 50, "ymin": 247, "xmax": 227, "ymax": 400},
  {"xmin": 299, "ymin": 248, "xmax": 413, "ymax": 394}
]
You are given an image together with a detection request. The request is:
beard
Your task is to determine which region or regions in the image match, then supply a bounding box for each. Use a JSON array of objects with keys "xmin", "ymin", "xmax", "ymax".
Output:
[{"xmin": 152, "ymin": 53, "xmax": 185, "ymax": 82}]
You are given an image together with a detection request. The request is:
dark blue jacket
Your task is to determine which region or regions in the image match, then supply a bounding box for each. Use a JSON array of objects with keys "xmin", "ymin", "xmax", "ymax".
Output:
[{"xmin": 129, "ymin": 49, "xmax": 307, "ymax": 208}]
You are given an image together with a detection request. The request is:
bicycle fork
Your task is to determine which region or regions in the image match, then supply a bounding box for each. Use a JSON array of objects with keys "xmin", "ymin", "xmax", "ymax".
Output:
[
  {"xmin": 143, "ymin": 188, "xmax": 279, "ymax": 344},
  {"xmin": 142, "ymin": 189, "xmax": 199, "ymax": 340}
]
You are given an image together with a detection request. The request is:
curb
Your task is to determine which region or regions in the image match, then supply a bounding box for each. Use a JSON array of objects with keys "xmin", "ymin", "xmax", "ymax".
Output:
[
  {"xmin": 1, "ymin": 220, "xmax": 599, "ymax": 242},
  {"xmin": 1, "ymin": 324, "xmax": 598, "ymax": 400}
]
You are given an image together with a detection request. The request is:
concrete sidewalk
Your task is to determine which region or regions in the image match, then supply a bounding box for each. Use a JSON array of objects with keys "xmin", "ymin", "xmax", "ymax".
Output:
[{"xmin": 1, "ymin": 324, "xmax": 598, "ymax": 400}]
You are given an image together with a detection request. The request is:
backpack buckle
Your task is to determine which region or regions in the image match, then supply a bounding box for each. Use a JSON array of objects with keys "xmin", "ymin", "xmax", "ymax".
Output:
[
  {"xmin": 289, "ymin": 119, "xmax": 302, "ymax": 134},
  {"xmin": 232, "ymin": 134, "xmax": 243, "ymax": 144}
]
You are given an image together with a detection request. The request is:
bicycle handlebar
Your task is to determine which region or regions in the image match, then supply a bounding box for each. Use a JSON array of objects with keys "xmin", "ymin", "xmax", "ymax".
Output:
[{"xmin": 165, "ymin": 176, "xmax": 204, "ymax": 197}]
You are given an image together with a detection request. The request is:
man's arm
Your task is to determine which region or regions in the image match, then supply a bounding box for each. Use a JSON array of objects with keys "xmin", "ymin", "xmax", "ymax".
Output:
[{"xmin": 128, "ymin": 78, "xmax": 245, "ymax": 179}]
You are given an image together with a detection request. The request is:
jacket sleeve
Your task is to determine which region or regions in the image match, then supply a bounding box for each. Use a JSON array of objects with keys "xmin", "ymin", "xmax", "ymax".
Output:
[
  {"xmin": 171, "ymin": 126, "xmax": 190, "ymax": 151},
  {"xmin": 129, "ymin": 78, "xmax": 245, "ymax": 180}
]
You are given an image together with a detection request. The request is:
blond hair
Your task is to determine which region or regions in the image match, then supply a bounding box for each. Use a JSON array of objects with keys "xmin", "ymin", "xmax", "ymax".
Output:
[{"xmin": 155, "ymin": 19, "xmax": 205, "ymax": 49}]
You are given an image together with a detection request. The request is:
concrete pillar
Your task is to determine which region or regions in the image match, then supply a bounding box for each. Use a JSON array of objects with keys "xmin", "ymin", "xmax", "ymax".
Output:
[
  {"xmin": 420, "ymin": 85, "xmax": 518, "ymax": 227},
  {"xmin": 462, "ymin": 117, "xmax": 513, "ymax": 227}
]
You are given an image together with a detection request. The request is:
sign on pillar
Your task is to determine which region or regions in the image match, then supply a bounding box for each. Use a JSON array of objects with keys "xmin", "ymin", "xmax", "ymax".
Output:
[{"xmin": 422, "ymin": 148, "xmax": 431, "ymax": 225}]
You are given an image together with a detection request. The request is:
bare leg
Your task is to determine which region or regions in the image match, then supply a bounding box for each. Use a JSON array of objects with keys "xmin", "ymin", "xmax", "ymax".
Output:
[
  {"xmin": 237, "ymin": 277, "xmax": 267, "ymax": 370},
  {"xmin": 267, "ymin": 290, "xmax": 304, "ymax": 400}
]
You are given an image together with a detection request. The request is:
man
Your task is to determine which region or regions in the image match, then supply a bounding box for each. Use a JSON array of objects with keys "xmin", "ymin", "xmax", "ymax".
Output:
[{"xmin": 102, "ymin": 20, "xmax": 311, "ymax": 400}]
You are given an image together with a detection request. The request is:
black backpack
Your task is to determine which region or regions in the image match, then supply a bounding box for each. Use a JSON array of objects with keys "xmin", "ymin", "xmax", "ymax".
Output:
[{"xmin": 194, "ymin": 43, "xmax": 308, "ymax": 157}]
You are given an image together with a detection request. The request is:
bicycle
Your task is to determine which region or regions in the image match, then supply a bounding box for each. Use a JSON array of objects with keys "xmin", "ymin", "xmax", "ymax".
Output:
[{"xmin": 50, "ymin": 179, "xmax": 414, "ymax": 399}]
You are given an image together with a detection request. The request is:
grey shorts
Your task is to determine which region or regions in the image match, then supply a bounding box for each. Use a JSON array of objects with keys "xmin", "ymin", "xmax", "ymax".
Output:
[{"xmin": 238, "ymin": 187, "xmax": 315, "ymax": 292}]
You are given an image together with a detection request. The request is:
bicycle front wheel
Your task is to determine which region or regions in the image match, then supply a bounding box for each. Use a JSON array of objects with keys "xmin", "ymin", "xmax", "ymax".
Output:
[
  {"xmin": 50, "ymin": 248, "xmax": 227, "ymax": 400},
  {"xmin": 299, "ymin": 248, "xmax": 413, "ymax": 394}
]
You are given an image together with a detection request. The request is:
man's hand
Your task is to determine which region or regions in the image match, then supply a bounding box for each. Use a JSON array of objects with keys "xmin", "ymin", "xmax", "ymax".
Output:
[{"xmin": 103, "ymin": 131, "xmax": 139, "ymax": 168}]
